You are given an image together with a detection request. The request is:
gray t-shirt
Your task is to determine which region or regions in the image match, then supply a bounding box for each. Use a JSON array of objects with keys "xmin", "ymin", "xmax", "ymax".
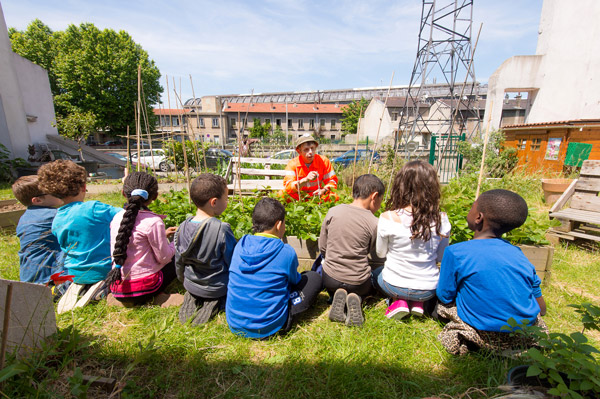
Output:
[{"xmin": 318, "ymin": 204, "xmax": 379, "ymax": 285}]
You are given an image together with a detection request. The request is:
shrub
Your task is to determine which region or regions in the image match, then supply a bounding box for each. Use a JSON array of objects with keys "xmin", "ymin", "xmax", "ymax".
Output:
[{"xmin": 457, "ymin": 130, "xmax": 518, "ymax": 178}]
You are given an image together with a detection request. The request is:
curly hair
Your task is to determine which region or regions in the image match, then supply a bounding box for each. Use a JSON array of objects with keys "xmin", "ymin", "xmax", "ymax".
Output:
[
  {"xmin": 106, "ymin": 172, "xmax": 158, "ymax": 285},
  {"xmin": 386, "ymin": 160, "xmax": 442, "ymax": 241},
  {"xmin": 37, "ymin": 160, "xmax": 86, "ymax": 199},
  {"xmin": 252, "ymin": 197, "xmax": 285, "ymax": 233}
]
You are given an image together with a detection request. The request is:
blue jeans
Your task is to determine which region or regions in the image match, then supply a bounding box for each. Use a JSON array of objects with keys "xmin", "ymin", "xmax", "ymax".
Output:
[{"xmin": 372, "ymin": 266, "xmax": 436, "ymax": 302}]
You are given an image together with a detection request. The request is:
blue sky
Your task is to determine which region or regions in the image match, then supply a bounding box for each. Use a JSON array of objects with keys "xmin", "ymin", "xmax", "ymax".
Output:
[{"xmin": 2, "ymin": 0, "xmax": 543, "ymax": 103}]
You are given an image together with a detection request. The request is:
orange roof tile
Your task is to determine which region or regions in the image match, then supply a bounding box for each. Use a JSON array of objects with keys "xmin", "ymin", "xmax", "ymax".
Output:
[
  {"xmin": 153, "ymin": 108, "xmax": 191, "ymax": 116},
  {"xmin": 224, "ymin": 102, "xmax": 346, "ymax": 114},
  {"xmin": 503, "ymin": 119, "xmax": 600, "ymax": 129}
]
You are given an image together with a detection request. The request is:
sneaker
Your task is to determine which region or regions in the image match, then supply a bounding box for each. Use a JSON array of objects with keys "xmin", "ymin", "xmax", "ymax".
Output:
[
  {"xmin": 192, "ymin": 299, "xmax": 219, "ymax": 325},
  {"xmin": 179, "ymin": 292, "xmax": 200, "ymax": 324},
  {"xmin": 57, "ymin": 283, "xmax": 84, "ymax": 314},
  {"xmin": 410, "ymin": 301, "xmax": 424, "ymax": 317},
  {"xmin": 74, "ymin": 280, "xmax": 106, "ymax": 309},
  {"xmin": 328, "ymin": 288, "xmax": 347, "ymax": 323},
  {"xmin": 385, "ymin": 299, "xmax": 409, "ymax": 320},
  {"xmin": 345, "ymin": 293, "xmax": 364, "ymax": 327}
]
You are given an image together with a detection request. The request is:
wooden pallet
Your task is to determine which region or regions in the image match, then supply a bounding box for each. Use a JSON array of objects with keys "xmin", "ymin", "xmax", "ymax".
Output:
[
  {"xmin": 225, "ymin": 157, "xmax": 289, "ymax": 194},
  {"xmin": 548, "ymin": 160, "xmax": 600, "ymax": 242}
]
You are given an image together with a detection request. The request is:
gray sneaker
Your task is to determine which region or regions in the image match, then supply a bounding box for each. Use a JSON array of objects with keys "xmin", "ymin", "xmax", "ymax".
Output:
[
  {"xmin": 328, "ymin": 288, "xmax": 347, "ymax": 323},
  {"xmin": 345, "ymin": 293, "xmax": 364, "ymax": 327},
  {"xmin": 192, "ymin": 299, "xmax": 219, "ymax": 325},
  {"xmin": 179, "ymin": 292, "xmax": 200, "ymax": 324}
]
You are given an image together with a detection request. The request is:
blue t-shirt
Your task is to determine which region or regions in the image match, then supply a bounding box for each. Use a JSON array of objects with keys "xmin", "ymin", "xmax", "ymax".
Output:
[
  {"xmin": 52, "ymin": 201, "xmax": 121, "ymax": 284},
  {"xmin": 226, "ymin": 234, "xmax": 300, "ymax": 338},
  {"xmin": 436, "ymin": 238, "xmax": 542, "ymax": 332},
  {"xmin": 16, "ymin": 206, "xmax": 64, "ymax": 284}
]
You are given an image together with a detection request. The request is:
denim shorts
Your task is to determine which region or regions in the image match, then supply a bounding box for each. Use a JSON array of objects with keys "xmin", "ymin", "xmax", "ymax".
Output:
[{"xmin": 372, "ymin": 266, "xmax": 436, "ymax": 302}]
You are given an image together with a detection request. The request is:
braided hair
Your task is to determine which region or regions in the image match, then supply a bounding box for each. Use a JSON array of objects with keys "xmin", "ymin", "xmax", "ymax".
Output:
[{"xmin": 105, "ymin": 172, "xmax": 159, "ymax": 286}]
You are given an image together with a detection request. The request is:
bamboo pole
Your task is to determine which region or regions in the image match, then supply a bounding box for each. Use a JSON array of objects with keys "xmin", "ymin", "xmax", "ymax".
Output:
[
  {"xmin": 476, "ymin": 100, "xmax": 494, "ymax": 199},
  {"xmin": 172, "ymin": 77, "xmax": 191, "ymax": 201},
  {"xmin": 236, "ymin": 111, "xmax": 243, "ymax": 201},
  {"xmin": 236, "ymin": 90, "xmax": 254, "ymax": 202},
  {"xmin": 368, "ymin": 71, "xmax": 395, "ymax": 173},
  {"xmin": 351, "ymin": 104, "xmax": 365, "ymax": 190},
  {"xmin": 138, "ymin": 69, "xmax": 157, "ymax": 173},
  {"xmin": 165, "ymin": 75, "xmax": 180, "ymax": 182},
  {"xmin": 135, "ymin": 101, "xmax": 141, "ymax": 172},
  {"xmin": 126, "ymin": 125, "xmax": 131, "ymax": 176},
  {"xmin": 189, "ymin": 75, "xmax": 208, "ymax": 171}
]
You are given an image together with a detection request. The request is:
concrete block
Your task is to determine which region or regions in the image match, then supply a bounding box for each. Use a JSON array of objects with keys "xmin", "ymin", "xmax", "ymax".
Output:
[{"xmin": 0, "ymin": 279, "xmax": 56, "ymax": 357}]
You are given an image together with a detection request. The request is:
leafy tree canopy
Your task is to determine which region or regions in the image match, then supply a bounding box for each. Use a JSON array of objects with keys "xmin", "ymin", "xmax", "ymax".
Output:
[
  {"xmin": 249, "ymin": 118, "xmax": 271, "ymax": 139},
  {"xmin": 9, "ymin": 20, "xmax": 162, "ymax": 135},
  {"xmin": 341, "ymin": 98, "xmax": 369, "ymax": 136}
]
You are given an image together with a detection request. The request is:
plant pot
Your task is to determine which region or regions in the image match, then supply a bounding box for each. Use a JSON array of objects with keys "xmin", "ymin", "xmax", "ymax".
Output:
[
  {"xmin": 283, "ymin": 236, "xmax": 319, "ymax": 260},
  {"xmin": 541, "ymin": 178, "xmax": 574, "ymax": 205},
  {"xmin": 0, "ymin": 199, "xmax": 26, "ymax": 229}
]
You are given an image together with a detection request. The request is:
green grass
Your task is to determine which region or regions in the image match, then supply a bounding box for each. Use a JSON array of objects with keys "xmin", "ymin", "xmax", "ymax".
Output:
[{"xmin": 1, "ymin": 189, "xmax": 599, "ymax": 398}]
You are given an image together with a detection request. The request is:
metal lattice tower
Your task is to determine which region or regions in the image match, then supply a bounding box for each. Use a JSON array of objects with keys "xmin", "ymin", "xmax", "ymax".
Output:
[{"xmin": 397, "ymin": 0, "xmax": 481, "ymax": 162}]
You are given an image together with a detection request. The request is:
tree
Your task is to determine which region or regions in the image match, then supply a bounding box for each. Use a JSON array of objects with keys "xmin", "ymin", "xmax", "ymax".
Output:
[
  {"xmin": 9, "ymin": 20, "xmax": 162, "ymax": 135},
  {"xmin": 55, "ymin": 110, "xmax": 97, "ymax": 161},
  {"xmin": 341, "ymin": 98, "xmax": 369, "ymax": 136},
  {"xmin": 249, "ymin": 118, "xmax": 271, "ymax": 139}
]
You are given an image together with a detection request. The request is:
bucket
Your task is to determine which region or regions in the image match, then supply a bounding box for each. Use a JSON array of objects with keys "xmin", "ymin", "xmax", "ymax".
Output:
[{"xmin": 541, "ymin": 178, "xmax": 573, "ymax": 205}]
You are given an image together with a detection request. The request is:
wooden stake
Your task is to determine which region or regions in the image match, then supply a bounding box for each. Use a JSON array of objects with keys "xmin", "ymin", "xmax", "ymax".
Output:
[
  {"xmin": 126, "ymin": 125, "xmax": 131, "ymax": 176},
  {"xmin": 476, "ymin": 100, "xmax": 494, "ymax": 199},
  {"xmin": 351, "ymin": 104, "xmax": 365, "ymax": 190},
  {"xmin": 189, "ymin": 75, "xmax": 208, "ymax": 171},
  {"xmin": 165, "ymin": 75, "xmax": 180, "ymax": 182},
  {"xmin": 0, "ymin": 283, "xmax": 14, "ymax": 370},
  {"xmin": 368, "ymin": 71, "xmax": 395, "ymax": 173},
  {"xmin": 172, "ymin": 77, "xmax": 191, "ymax": 201},
  {"xmin": 137, "ymin": 66, "xmax": 143, "ymax": 172}
]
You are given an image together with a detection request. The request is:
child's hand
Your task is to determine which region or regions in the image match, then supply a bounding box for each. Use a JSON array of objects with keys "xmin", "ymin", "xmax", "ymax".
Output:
[{"xmin": 165, "ymin": 226, "xmax": 177, "ymax": 238}]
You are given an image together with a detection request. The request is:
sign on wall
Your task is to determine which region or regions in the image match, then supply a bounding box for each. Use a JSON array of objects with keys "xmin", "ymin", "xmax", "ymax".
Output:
[{"xmin": 544, "ymin": 138, "xmax": 562, "ymax": 161}]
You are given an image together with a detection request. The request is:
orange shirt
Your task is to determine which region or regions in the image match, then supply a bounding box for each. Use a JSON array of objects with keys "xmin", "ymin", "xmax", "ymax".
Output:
[{"xmin": 283, "ymin": 154, "xmax": 338, "ymax": 201}]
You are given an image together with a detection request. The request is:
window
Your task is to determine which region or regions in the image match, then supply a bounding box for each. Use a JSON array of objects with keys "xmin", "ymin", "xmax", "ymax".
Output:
[
  {"xmin": 518, "ymin": 138, "xmax": 527, "ymax": 150},
  {"xmin": 331, "ymin": 134, "xmax": 336, "ymax": 140},
  {"xmin": 309, "ymin": 119, "xmax": 315, "ymax": 130},
  {"xmin": 530, "ymin": 138, "xmax": 541, "ymax": 151},
  {"xmin": 230, "ymin": 118, "xmax": 237, "ymax": 127},
  {"xmin": 320, "ymin": 119, "xmax": 326, "ymax": 128},
  {"xmin": 161, "ymin": 116, "xmax": 168, "ymax": 126},
  {"xmin": 197, "ymin": 118, "xmax": 204, "ymax": 128},
  {"xmin": 331, "ymin": 119, "xmax": 337, "ymax": 129},
  {"xmin": 265, "ymin": 119, "xmax": 271, "ymax": 125},
  {"xmin": 298, "ymin": 119, "xmax": 304, "ymax": 130},
  {"xmin": 392, "ymin": 112, "xmax": 398, "ymax": 121},
  {"xmin": 276, "ymin": 119, "xmax": 282, "ymax": 127},
  {"xmin": 212, "ymin": 118, "xmax": 219, "ymax": 128},
  {"xmin": 172, "ymin": 116, "xmax": 179, "ymax": 127},
  {"xmin": 288, "ymin": 119, "xmax": 293, "ymax": 129}
]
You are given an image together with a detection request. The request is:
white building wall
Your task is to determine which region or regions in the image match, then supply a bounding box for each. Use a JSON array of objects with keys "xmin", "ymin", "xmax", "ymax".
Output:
[
  {"xmin": 358, "ymin": 99, "xmax": 395, "ymax": 142},
  {"xmin": 484, "ymin": 0, "xmax": 600, "ymax": 130},
  {"xmin": 0, "ymin": 3, "xmax": 58, "ymax": 159}
]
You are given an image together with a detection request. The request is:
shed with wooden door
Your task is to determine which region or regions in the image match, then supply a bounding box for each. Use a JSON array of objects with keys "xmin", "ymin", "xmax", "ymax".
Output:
[{"xmin": 502, "ymin": 120, "xmax": 600, "ymax": 174}]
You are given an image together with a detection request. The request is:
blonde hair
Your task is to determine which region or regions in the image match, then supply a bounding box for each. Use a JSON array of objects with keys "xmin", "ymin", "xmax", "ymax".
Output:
[
  {"xmin": 12, "ymin": 175, "xmax": 44, "ymax": 206},
  {"xmin": 38, "ymin": 160, "xmax": 87, "ymax": 199}
]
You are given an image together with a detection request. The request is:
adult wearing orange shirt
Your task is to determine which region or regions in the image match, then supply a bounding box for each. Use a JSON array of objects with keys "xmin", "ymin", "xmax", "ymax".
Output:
[{"xmin": 283, "ymin": 134, "xmax": 338, "ymax": 201}]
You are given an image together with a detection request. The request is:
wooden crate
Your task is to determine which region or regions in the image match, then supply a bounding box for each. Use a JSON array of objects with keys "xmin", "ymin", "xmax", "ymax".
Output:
[{"xmin": 518, "ymin": 245, "xmax": 554, "ymax": 284}]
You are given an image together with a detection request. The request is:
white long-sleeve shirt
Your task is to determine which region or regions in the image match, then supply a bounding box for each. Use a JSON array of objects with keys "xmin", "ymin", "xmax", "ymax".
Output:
[{"xmin": 376, "ymin": 209, "xmax": 451, "ymax": 290}]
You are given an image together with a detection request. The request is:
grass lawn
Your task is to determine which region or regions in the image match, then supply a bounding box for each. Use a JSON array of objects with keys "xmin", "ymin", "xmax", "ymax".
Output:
[{"xmin": 0, "ymin": 189, "xmax": 598, "ymax": 398}]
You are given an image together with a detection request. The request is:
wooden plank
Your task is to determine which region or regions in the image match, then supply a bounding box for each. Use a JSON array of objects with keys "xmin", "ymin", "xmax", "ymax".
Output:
[
  {"xmin": 228, "ymin": 180, "xmax": 284, "ymax": 191},
  {"xmin": 574, "ymin": 178, "xmax": 600, "ymax": 192},
  {"xmin": 237, "ymin": 168, "xmax": 287, "ymax": 177},
  {"xmin": 518, "ymin": 245, "xmax": 553, "ymax": 283},
  {"xmin": 549, "ymin": 209, "xmax": 600, "ymax": 225},
  {"xmin": 550, "ymin": 179, "xmax": 577, "ymax": 212},
  {"xmin": 231, "ymin": 157, "xmax": 289, "ymax": 165},
  {"xmin": 580, "ymin": 160, "xmax": 600, "ymax": 177},
  {"xmin": 570, "ymin": 193, "xmax": 600, "ymax": 212}
]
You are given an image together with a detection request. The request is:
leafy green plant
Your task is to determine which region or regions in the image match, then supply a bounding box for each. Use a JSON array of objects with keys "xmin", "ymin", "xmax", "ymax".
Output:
[
  {"xmin": 457, "ymin": 130, "xmax": 518, "ymax": 178},
  {"xmin": 0, "ymin": 143, "xmax": 29, "ymax": 183},
  {"xmin": 148, "ymin": 189, "xmax": 196, "ymax": 227},
  {"xmin": 505, "ymin": 304, "xmax": 600, "ymax": 399}
]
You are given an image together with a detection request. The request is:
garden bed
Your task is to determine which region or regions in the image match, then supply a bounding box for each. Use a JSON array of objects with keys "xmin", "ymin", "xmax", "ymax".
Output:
[{"xmin": 0, "ymin": 199, "xmax": 25, "ymax": 229}]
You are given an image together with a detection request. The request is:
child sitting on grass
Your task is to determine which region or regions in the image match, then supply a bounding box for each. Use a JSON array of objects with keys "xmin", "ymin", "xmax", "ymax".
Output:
[
  {"xmin": 37, "ymin": 160, "xmax": 121, "ymax": 311},
  {"xmin": 374, "ymin": 160, "xmax": 451, "ymax": 320},
  {"xmin": 175, "ymin": 173, "xmax": 236, "ymax": 325},
  {"xmin": 319, "ymin": 174, "xmax": 385, "ymax": 327},
  {"xmin": 106, "ymin": 172, "xmax": 178, "ymax": 306},
  {"xmin": 12, "ymin": 175, "xmax": 64, "ymax": 286},
  {"xmin": 436, "ymin": 189, "xmax": 547, "ymax": 355},
  {"xmin": 226, "ymin": 197, "xmax": 322, "ymax": 339}
]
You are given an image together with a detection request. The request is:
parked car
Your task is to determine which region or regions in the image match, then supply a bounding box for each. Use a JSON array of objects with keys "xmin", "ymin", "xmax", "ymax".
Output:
[
  {"xmin": 47, "ymin": 150, "xmax": 80, "ymax": 162},
  {"xmin": 332, "ymin": 149, "xmax": 380, "ymax": 167},
  {"xmin": 131, "ymin": 149, "xmax": 172, "ymax": 172},
  {"xmin": 102, "ymin": 139, "xmax": 123, "ymax": 147},
  {"xmin": 271, "ymin": 149, "xmax": 296, "ymax": 160},
  {"xmin": 205, "ymin": 148, "xmax": 233, "ymax": 169},
  {"xmin": 105, "ymin": 152, "xmax": 128, "ymax": 162}
]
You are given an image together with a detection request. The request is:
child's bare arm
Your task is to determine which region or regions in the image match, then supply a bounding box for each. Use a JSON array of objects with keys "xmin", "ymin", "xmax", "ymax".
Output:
[{"xmin": 536, "ymin": 296, "xmax": 547, "ymax": 316}]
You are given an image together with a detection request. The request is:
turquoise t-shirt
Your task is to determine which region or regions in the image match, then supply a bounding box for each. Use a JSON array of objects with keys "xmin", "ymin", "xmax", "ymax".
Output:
[{"xmin": 52, "ymin": 201, "xmax": 121, "ymax": 284}]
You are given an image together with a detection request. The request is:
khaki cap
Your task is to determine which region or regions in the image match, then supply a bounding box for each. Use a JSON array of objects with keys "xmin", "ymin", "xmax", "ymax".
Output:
[{"xmin": 295, "ymin": 134, "xmax": 318, "ymax": 149}]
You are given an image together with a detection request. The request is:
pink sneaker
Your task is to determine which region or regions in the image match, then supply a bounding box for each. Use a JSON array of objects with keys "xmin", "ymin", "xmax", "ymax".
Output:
[
  {"xmin": 410, "ymin": 301, "xmax": 424, "ymax": 317},
  {"xmin": 385, "ymin": 299, "xmax": 410, "ymax": 320}
]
